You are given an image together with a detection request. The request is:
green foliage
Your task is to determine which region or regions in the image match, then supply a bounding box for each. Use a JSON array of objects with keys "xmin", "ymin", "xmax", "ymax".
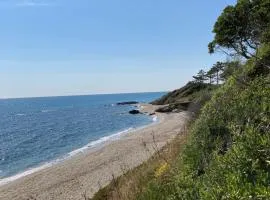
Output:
[
  {"xmin": 220, "ymin": 60, "xmax": 242, "ymax": 81},
  {"xmin": 137, "ymin": 1, "xmax": 270, "ymax": 199},
  {"xmin": 209, "ymin": 0, "xmax": 270, "ymax": 59},
  {"xmin": 94, "ymin": 1, "xmax": 270, "ymax": 199},
  {"xmin": 151, "ymin": 82, "xmax": 217, "ymax": 106},
  {"xmin": 194, "ymin": 76, "xmax": 270, "ymax": 199},
  {"xmin": 208, "ymin": 62, "xmax": 225, "ymax": 84},
  {"xmin": 193, "ymin": 70, "xmax": 207, "ymax": 83},
  {"xmin": 139, "ymin": 69, "xmax": 270, "ymax": 199},
  {"xmin": 138, "ymin": 1, "xmax": 270, "ymax": 199}
]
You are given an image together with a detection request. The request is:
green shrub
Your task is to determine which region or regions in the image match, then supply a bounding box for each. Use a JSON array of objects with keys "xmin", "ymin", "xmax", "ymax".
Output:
[{"xmin": 139, "ymin": 70, "xmax": 270, "ymax": 199}]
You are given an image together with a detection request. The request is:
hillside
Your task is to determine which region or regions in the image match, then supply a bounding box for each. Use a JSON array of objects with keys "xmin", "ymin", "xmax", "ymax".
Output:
[
  {"xmin": 152, "ymin": 82, "xmax": 214, "ymax": 105},
  {"xmin": 92, "ymin": 1, "xmax": 270, "ymax": 199},
  {"xmin": 139, "ymin": 68, "xmax": 270, "ymax": 200},
  {"xmin": 138, "ymin": 0, "xmax": 270, "ymax": 198},
  {"xmin": 151, "ymin": 82, "xmax": 217, "ymax": 113}
]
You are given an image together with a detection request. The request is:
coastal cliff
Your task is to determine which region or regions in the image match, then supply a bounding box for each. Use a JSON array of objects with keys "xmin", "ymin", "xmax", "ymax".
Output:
[{"xmin": 93, "ymin": 0, "xmax": 270, "ymax": 199}]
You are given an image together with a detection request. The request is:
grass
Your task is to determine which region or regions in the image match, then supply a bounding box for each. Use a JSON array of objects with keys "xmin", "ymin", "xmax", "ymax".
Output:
[
  {"xmin": 91, "ymin": 125, "xmax": 190, "ymax": 200},
  {"xmin": 152, "ymin": 82, "xmax": 218, "ymax": 114},
  {"xmin": 91, "ymin": 81, "xmax": 218, "ymax": 200},
  {"xmin": 93, "ymin": 60, "xmax": 270, "ymax": 200},
  {"xmin": 151, "ymin": 82, "xmax": 218, "ymax": 106},
  {"xmin": 138, "ymin": 73, "xmax": 270, "ymax": 199}
]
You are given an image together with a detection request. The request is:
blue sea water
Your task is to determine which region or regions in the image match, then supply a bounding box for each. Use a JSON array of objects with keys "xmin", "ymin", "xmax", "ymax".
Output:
[{"xmin": 0, "ymin": 92, "xmax": 165, "ymax": 181}]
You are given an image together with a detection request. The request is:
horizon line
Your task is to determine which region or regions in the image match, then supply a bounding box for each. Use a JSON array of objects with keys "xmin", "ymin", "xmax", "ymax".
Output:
[{"xmin": 0, "ymin": 90, "xmax": 169, "ymax": 100}]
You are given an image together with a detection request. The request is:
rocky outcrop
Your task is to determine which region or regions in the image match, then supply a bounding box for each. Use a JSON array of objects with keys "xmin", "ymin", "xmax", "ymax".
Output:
[
  {"xmin": 117, "ymin": 101, "xmax": 139, "ymax": 105},
  {"xmin": 155, "ymin": 102, "xmax": 191, "ymax": 113},
  {"xmin": 129, "ymin": 110, "xmax": 141, "ymax": 114},
  {"xmin": 151, "ymin": 82, "xmax": 216, "ymax": 105}
]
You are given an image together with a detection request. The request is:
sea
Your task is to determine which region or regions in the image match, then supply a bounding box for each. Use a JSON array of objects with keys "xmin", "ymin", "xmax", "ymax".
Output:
[{"xmin": 0, "ymin": 92, "xmax": 165, "ymax": 184}]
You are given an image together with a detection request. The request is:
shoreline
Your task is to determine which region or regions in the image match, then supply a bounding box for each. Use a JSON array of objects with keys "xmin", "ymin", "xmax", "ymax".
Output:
[
  {"xmin": 0, "ymin": 104, "xmax": 191, "ymax": 200},
  {"xmin": 0, "ymin": 104, "xmax": 159, "ymax": 187}
]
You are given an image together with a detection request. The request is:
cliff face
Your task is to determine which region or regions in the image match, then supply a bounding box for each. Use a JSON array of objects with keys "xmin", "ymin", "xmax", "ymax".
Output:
[
  {"xmin": 152, "ymin": 82, "xmax": 207, "ymax": 105},
  {"xmin": 140, "ymin": 63, "xmax": 270, "ymax": 199},
  {"xmin": 151, "ymin": 82, "xmax": 217, "ymax": 113},
  {"xmin": 93, "ymin": 0, "xmax": 270, "ymax": 198}
]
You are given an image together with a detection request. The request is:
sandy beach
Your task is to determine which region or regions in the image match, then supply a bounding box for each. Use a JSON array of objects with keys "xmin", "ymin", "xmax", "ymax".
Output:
[{"xmin": 0, "ymin": 104, "xmax": 191, "ymax": 200}]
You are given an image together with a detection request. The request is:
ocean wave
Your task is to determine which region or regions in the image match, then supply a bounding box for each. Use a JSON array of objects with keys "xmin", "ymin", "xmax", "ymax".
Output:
[
  {"xmin": 0, "ymin": 117, "xmax": 156, "ymax": 187},
  {"xmin": 41, "ymin": 109, "xmax": 55, "ymax": 113},
  {"xmin": 15, "ymin": 113, "xmax": 26, "ymax": 116},
  {"xmin": 0, "ymin": 162, "xmax": 54, "ymax": 186},
  {"xmin": 68, "ymin": 127, "xmax": 133, "ymax": 157},
  {"xmin": 152, "ymin": 115, "xmax": 158, "ymax": 122},
  {"xmin": 0, "ymin": 127, "xmax": 134, "ymax": 186}
]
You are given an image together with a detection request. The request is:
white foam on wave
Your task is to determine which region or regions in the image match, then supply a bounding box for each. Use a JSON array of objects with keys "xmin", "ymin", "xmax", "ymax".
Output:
[
  {"xmin": 0, "ymin": 113, "xmax": 157, "ymax": 187},
  {"xmin": 41, "ymin": 109, "xmax": 55, "ymax": 113},
  {"xmin": 152, "ymin": 115, "xmax": 158, "ymax": 122},
  {"xmin": 15, "ymin": 113, "xmax": 26, "ymax": 116},
  {"xmin": 68, "ymin": 127, "xmax": 133, "ymax": 157},
  {"xmin": 67, "ymin": 115, "xmax": 159, "ymax": 160},
  {"xmin": 0, "ymin": 162, "xmax": 53, "ymax": 186},
  {"xmin": 0, "ymin": 127, "xmax": 134, "ymax": 187}
]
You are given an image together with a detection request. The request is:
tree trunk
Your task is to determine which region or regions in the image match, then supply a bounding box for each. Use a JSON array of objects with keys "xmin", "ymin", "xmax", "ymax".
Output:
[{"xmin": 217, "ymin": 71, "xmax": 219, "ymax": 85}]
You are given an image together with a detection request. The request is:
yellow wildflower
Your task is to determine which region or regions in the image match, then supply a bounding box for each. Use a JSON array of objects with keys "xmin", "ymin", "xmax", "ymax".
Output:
[{"xmin": 155, "ymin": 163, "xmax": 169, "ymax": 178}]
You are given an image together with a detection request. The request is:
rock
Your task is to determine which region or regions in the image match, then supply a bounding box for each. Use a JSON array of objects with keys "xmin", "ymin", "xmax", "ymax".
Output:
[
  {"xmin": 155, "ymin": 105, "xmax": 173, "ymax": 113},
  {"xmin": 176, "ymin": 101, "xmax": 191, "ymax": 108},
  {"xmin": 117, "ymin": 101, "xmax": 139, "ymax": 105},
  {"xmin": 129, "ymin": 109, "xmax": 141, "ymax": 114},
  {"xmin": 155, "ymin": 102, "xmax": 191, "ymax": 113}
]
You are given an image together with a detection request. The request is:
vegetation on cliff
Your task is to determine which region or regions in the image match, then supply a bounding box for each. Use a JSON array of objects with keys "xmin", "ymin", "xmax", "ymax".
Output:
[
  {"xmin": 139, "ymin": 0, "xmax": 270, "ymax": 199},
  {"xmin": 92, "ymin": 1, "xmax": 270, "ymax": 199}
]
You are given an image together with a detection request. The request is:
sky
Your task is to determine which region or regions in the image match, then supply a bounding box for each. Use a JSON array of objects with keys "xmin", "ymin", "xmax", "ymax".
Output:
[{"xmin": 0, "ymin": 0, "xmax": 237, "ymax": 98}]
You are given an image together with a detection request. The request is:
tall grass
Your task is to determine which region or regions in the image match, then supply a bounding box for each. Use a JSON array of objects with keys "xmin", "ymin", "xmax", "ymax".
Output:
[
  {"xmin": 91, "ymin": 126, "xmax": 190, "ymax": 200},
  {"xmin": 139, "ymin": 70, "xmax": 270, "ymax": 199}
]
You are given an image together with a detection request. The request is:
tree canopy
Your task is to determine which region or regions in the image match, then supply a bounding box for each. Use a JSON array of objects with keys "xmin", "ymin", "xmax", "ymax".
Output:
[{"xmin": 208, "ymin": 0, "xmax": 270, "ymax": 59}]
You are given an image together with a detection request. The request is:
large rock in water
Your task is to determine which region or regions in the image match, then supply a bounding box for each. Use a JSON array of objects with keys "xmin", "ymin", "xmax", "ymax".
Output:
[
  {"xmin": 129, "ymin": 109, "xmax": 141, "ymax": 114},
  {"xmin": 117, "ymin": 101, "xmax": 139, "ymax": 105}
]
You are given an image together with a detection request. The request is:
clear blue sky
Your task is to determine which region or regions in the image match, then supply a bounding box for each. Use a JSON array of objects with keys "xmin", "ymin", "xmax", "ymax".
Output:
[{"xmin": 0, "ymin": 0, "xmax": 236, "ymax": 98}]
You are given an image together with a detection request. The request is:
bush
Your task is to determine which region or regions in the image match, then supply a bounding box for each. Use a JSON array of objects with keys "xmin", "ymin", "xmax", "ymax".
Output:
[{"xmin": 139, "ymin": 71, "xmax": 270, "ymax": 199}]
